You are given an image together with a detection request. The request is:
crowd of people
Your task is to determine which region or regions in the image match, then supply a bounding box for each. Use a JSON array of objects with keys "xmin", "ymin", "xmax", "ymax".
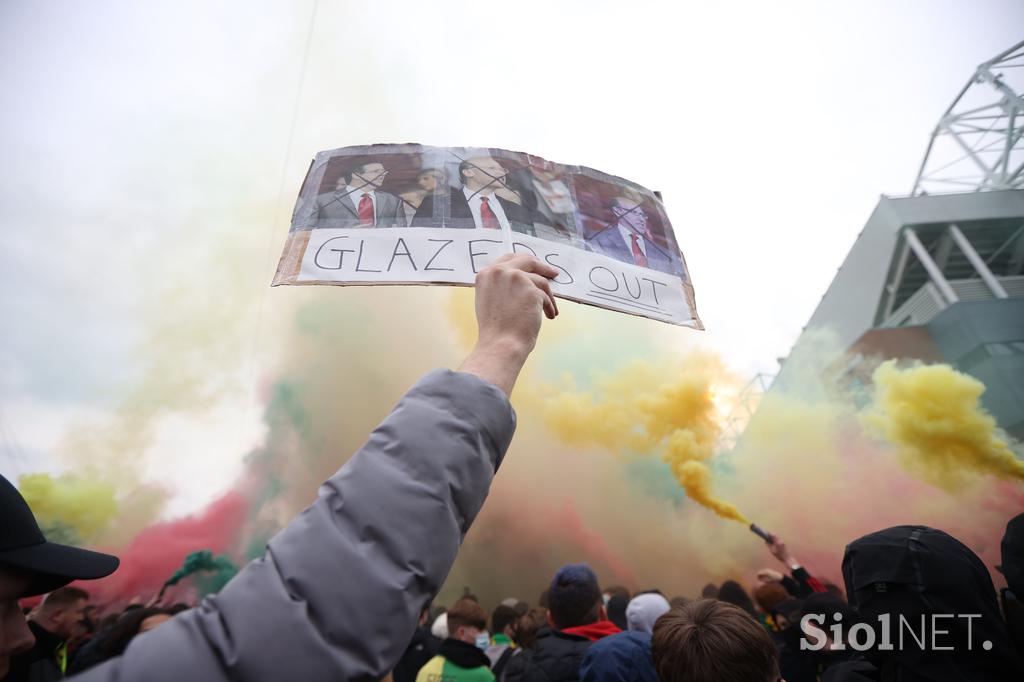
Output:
[
  {"xmin": 386, "ymin": 516, "xmax": 1024, "ymax": 682},
  {"xmin": 1, "ymin": 254, "xmax": 1022, "ymax": 681},
  {"xmin": 2, "ymin": 514, "xmax": 1023, "ymax": 682}
]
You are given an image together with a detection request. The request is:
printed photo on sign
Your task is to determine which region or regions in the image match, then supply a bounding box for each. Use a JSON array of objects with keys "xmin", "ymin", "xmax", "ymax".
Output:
[
  {"xmin": 526, "ymin": 157, "xmax": 585, "ymax": 248},
  {"xmin": 414, "ymin": 149, "xmax": 540, "ymax": 235},
  {"xmin": 273, "ymin": 144, "xmax": 702, "ymax": 330},
  {"xmin": 573, "ymin": 174, "xmax": 685, "ymax": 279},
  {"xmin": 295, "ymin": 150, "xmax": 446, "ymax": 230}
]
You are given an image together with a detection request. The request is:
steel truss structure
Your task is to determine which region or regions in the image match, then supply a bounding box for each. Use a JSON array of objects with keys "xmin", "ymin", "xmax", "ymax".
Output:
[{"xmin": 913, "ymin": 40, "xmax": 1024, "ymax": 195}]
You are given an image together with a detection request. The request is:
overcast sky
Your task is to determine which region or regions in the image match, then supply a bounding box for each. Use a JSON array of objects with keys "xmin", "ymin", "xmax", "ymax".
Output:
[{"xmin": 1, "ymin": 0, "xmax": 1021, "ymax": 512}]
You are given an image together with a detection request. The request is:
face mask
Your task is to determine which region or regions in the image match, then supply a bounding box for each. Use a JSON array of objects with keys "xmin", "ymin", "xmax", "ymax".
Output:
[{"xmin": 475, "ymin": 632, "xmax": 490, "ymax": 650}]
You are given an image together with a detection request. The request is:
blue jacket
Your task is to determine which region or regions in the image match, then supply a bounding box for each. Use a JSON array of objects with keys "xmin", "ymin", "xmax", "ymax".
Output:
[{"xmin": 579, "ymin": 632, "xmax": 658, "ymax": 682}]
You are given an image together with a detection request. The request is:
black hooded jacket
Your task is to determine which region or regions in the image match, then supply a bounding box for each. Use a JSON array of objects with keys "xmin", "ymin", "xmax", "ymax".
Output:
[
  {"xmin": 392, "ymin": 626, "xmax": 442, "ymax": 682},
  {"xmin": 503, "ymin": 628, "xmax": 593, "ymax": 682},
  {"xmin": 830, "ymin": 525, "xmax": 1024, "ymax": 682}
]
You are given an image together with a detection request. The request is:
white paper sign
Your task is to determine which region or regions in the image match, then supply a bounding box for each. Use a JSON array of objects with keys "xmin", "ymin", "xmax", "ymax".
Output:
[{"xmin": 274, "ymin": 144, "xmax": 701, "ymax": 329}]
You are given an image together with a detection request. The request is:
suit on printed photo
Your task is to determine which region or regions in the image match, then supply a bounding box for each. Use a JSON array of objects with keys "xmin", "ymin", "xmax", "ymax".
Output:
[
  {"xmin": 305, "ymin": 188, "xmax": 406, "ymax": 229},
  {"xmin": 586, "ymin": 225, "xmax": 681, "ymax": 277},
  {"xmin": 413, "ymin": 186, "xmax": 538, "ymax": 236}
]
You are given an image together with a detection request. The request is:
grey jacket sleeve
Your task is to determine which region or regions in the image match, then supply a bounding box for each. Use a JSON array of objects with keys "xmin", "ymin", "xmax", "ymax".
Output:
[{"xmin": 73, "ymin": 369, "xmax": 516, "ymax": 682}]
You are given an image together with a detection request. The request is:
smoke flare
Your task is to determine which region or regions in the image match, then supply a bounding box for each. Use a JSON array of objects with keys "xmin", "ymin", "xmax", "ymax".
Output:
[{"xmin": 540, "ymin": 355, "xmax": 748, "ymax": 524}]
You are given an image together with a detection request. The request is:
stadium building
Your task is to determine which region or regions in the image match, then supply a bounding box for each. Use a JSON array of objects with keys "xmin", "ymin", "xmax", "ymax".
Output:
[{"xmin": 771, "ymin": 41, "xmax": 1024, "ymax": 440}]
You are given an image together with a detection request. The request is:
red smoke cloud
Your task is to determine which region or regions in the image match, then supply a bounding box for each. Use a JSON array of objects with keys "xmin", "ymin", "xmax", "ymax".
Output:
[
  {"xmin": 560, "ymin": 499, "xmax": 637, "ymax": 586},
  {"xmin": 77, "ymin": 490, "xmax": 248, "ymax": 606}
]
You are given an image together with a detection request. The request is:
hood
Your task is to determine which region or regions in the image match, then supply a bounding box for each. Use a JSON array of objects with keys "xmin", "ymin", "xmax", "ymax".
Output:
[
  {"xmin": 625, "ymin": 594, "xmax": 671, "ymax": 634},
  {"xmin": 562, "ymin": 619, "xmax": 622, "ymax": 641},
  {"xmin": 1001, "ymin": 512, "xmax": 1024, "ymax": 597},
  {"xmin": 430, "ymin": 612, "xmax": 448, "ymax": 639},
  {"xmin": 842, "ymin": 525, "xmax": 1024, "ymax": 681},
  {"xmin": 580, "ymin": 631, "xmax": 658, "ymax": 682},
  {"xmin": 438, "ymin": 638, "xmax": 490, "ymax": 670}
]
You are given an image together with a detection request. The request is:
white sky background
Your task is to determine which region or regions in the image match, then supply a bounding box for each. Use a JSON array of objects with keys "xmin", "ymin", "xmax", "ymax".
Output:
[{"xmin": 1, "ymin": 0, "xmax": 1022, "ymax": 515}]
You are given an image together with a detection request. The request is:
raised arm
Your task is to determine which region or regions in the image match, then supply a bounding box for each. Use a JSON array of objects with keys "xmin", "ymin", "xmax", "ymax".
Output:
[
  {"xmin": 74, "ymin": 254, "xmax": 560, "ymax": 682},
  {"xmin": 768, "ymin": 534, "xmax": 827, "ymax": 597}
]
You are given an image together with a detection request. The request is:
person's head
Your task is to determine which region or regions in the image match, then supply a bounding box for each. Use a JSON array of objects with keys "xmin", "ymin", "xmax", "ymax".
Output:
[
  {"xmin": 97, "ymin": 608, "xmax": 171, "ymax": 661},
  {"xmin": 771, "ymin": 598, "xmax": 803, "ymax": 631},
  {"xmin": 609, "ymin": 190, "xmax": 649, "ymax": 238},
  {"xmin": 0, "ymin": 566, "xmax": 35, "ymax": 678},
  {"xmin": 417, "ymin": 168, "xmax": 444, "ymax": 192},
  {"xmin": 490, "ymin": 604, "xmax": 518, "ymax": 640},
  {"xmin": 340, "ymin": 161, "xmax": 387, "ymax": 190},
  {"xmin": 459, "ymin": 156, "xmax": 508, "ymax": 193},
  {"xmin": 605, "ymin": 594, "xmax": 629, "ymax": 631},
  {"xmin": 700, "ymin": 583, "xmax": 718, "ymax": 599},
  {"xmin": 652, "ymin": 600, "xmax": 780, "ymax": 682},
  {"xmin": 97, "ymin": 613, "xmax": 119, "ymax": 631},
  {"xmin": 511, "ymin": 608, "xmax": 548, "ymax": 649},
  {"xmin": 798, "ymin": 593, "xmax": 857, "ymax": 650},
  {"xmin": 430, "ymin": 611, "xmax": 448, "ymax": 639},
  {"xmin": 34, "ymin": 586, "xmax": 89, "ymax": 639},
  {"xmin": 753, "ymin": 581, "xmax": 789, "ymax": 615},
  {"xmin": 548, "ymin": 563, "xmax": 603, "ymax": 630},
  {"xmin": 842, "ymin": 525, "xmax": 1024, "ymax": 678},
  {"xmin": 69, "ymin": 603, "xmax": 97, "ymax": 643},
  {"xmin": 1001, "ymin": 512, "xmax": 1024, "ymax": 596},
  {"xmin": 0, "ymin": 473, "xmax": 120, "ymax": 674},
  {"xmin": 822, "ymin": 581, "xmax": 845, "ymax": 600},
  {"xmin": 0, "ymin": 473, "xmax": 118, "ymax": 596},
  {"xmin": 717, "ymin": 580, "xmax": 756, "ymax": 616},
  {"xmin": 625, "ymin": 592, "xmax": 671, "ymax": 634},
  {"xmin": 601, "ymin": 584, "xmax": 631, "ymax": 604},
  {"xmin": 446, "ymin": 598, "xmax": 488, "ymax": 647}
]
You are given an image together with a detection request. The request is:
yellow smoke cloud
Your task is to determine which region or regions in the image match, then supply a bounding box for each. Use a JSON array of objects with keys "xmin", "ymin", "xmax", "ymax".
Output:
[
  {"xmin": 444, "ymin": 287, "xmax": 478, "ymax": 353},
  {"xmin": 674, "ymin": 461, "xmax": 748, "ymax": 523},
  {"xmin": 541, "ymin": 354, "xmax": 748, "ymax": 523},
  {"xmin": 18, "ymin": 473, "xmax": 118, "ymax": 544},
  {"xmin": 862, "ymin": 361, "xmax": 1024, "ymax": 491}
]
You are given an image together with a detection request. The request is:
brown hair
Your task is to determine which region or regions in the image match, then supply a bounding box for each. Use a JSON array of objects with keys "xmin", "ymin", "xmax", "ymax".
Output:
[
  {"xmin": 753, "ymin": 582, "xmax": 790, "ymax": 615},
  {"xmin": 40, "ymin": 586, "xmax": 89, "ymax": 612},
  {"xmin": 490, "ymin": 604, "xmax": 519, "ymax": 636},
  {"xmin": 603, "ymin": 585, "xmax": 631, "ymax": 601},
  {"xmin": 446, "ymin": 598, "xmax": 487, "ymax": 634},
  {"xmin": 511, "ymin": 608, "xmax": 549, "ymax": 649},
  {"xmin": 652, "ymin": 600, "xmax": 779, "ymax": 682}
]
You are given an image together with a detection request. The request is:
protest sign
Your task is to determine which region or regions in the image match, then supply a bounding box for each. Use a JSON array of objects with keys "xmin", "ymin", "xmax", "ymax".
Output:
[{"xmin": 273, "ymin": 144, "xmax": 701, "ymax": 328}]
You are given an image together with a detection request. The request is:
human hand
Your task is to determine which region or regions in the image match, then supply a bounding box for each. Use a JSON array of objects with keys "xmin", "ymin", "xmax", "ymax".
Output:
[
  {"xmin": 757, "ymin": 569, "xmax": 785, "ymax": 584},
  {"xmin": 459, "ymin": 254, "xmax": 559, "ymax": 395},
  {"xmin": 768, "ymin": 535, "xmax": 799, "ymax": 570}
]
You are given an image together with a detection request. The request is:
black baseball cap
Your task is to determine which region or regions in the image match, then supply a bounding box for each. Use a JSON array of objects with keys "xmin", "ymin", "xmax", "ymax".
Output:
[{"xmin": 0, "ymin": 474, "xmax": 119, "ymax": 597}]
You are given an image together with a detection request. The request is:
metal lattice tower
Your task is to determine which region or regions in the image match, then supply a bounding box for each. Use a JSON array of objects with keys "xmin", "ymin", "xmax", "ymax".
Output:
[
  {"xmin": 913, "ymin": 40, "xmax": 1024, "ymax": 195},
  {"xmin": 717, "ymin": 373, "xmax": 773, "ymax": 452}
]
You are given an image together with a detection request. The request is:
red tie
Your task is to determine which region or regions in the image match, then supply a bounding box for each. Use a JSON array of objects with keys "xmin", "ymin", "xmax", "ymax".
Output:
[
  {"xmin": 357, "ymin": 193, "xmax": 374, "ymax": 226},
  {"xmin": 630, "ymin": 234, "xmax": 648, "ymax": 267},
  {"xmin": 479, "ymin": 196, "xmax": 501, "ymax": 229}
]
